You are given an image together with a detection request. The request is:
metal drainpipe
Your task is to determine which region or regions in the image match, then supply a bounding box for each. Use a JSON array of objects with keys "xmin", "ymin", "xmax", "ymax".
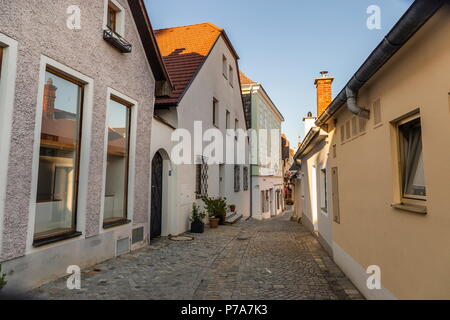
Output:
[
  {"xmin": 248, "ymin": 86, "xmax": 253, "ymax": 219},
  {"xmin": 345, "ymin": 87, "xmax": 370, "ymax": 119}
]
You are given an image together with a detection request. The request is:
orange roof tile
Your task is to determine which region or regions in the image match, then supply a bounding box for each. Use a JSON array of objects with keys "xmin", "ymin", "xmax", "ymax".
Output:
[
  {"xmin": 154, "ymin": 23, "xmax": 223, "ymax": 106},
  {"xmin": 239, "ymin": 71, "xmax": 256, "ymax": 85}
]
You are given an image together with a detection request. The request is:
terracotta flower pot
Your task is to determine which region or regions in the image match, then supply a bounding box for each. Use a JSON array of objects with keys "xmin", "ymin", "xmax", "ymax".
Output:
[{"xmin": 209, "ymin": 218, "xmax": 219, "ymax": 229}]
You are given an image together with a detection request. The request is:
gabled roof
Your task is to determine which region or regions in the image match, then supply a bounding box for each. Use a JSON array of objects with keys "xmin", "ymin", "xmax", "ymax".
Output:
[
  {"xmin": 127, "ymin": 0, "xmax": 172, "ymax": 97},
  {"xmin": 240, "ymin": 71, "xmax": 285, "ymax": 122},
  {"xmin": 239, "ymin": 72, "xmax": 257, "ymax": 85},
  {"xmin": 154, "ymin": 22, "xmax": 237, "ymax": 107}
]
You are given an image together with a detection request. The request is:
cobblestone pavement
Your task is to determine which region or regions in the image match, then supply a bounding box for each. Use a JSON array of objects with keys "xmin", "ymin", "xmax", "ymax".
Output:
[{"xmin": 27, "ymin": 212, "xmax": 363, "ymax": 300}]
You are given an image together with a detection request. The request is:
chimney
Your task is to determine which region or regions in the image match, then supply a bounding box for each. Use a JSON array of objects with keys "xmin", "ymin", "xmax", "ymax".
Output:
[
  {"xmin": 43, "ymin": 78, "xmax": 57, "ymax": 116},
  {"xmin": 314, "ymin": 71, "xmax": 334, "ymax": 117}
]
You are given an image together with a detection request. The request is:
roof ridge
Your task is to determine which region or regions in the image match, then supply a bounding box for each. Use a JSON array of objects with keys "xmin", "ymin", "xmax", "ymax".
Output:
[{"xmin": 155, "ymin": 22, "xmax": 223, "ymax": 33}]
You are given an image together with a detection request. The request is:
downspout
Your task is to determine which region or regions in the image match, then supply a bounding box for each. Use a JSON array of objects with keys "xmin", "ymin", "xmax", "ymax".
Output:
[
  {"xmin": 314, "ymin": 0, "xmax": 445, "ymax": 127},
  {"xmin": 345, "ymin": 87, "xmax": 370, "ymax": 119}
]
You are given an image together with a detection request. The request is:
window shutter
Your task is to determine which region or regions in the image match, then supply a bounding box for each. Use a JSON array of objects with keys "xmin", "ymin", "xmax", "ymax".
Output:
[
  {"xmin": 340, "ymin": 125, "xmax": 345, "ymax": 142},
  {"xmin": 345, "ymin": 120, "xmax": 351, "ymax": 140},
  {"xmin": 352, "ymin": 116, "xmax": 358, "ymax": 136},
  {"xmin": 373, "ymin": 99, "xmax": 381, "ymax": 125}
]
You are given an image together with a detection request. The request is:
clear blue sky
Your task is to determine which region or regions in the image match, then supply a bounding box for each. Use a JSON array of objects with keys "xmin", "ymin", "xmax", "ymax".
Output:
[{"xmin": 145, "ymin": 0, "xmax": 414, "ymax": 147}]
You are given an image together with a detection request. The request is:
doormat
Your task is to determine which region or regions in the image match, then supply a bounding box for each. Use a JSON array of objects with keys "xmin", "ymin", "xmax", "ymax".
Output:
[{"xmin": 169, "ymin": 235, "xmax": 194, "ymax": 242}]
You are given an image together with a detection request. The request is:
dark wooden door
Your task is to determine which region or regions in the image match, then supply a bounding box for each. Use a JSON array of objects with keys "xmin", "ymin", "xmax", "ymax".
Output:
[{"xmin": 151, "ymin": 152, "xmax": 163, "ymax": 239}]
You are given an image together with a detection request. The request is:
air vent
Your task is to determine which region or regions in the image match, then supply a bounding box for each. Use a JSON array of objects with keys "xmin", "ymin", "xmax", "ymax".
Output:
[
  {"xmin": 352, "ymin": 117, "xmax": 358, "ymax": 136},
  {"xmin": 132, "ymin": 227, "xmax": 144, "ymax": 244},
  {"xmin": 116, "ymin": 237, "xmax": 130, "ymax": 256},
  {"xmin": 373, "ymin": 99, "xmax": 382, "ymax": 125}
]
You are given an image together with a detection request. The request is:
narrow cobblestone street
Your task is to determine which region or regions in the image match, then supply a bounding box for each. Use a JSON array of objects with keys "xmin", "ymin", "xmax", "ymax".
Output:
[{"xmin": 28, "ymin": 213, "xmax": 363, "ymax": 300}]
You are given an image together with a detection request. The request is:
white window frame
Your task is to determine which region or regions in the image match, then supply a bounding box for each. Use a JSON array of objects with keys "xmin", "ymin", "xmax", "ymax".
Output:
[
  {"xmin": 396, "ymin": 113, "xmax": 426, "ymax": 204},
  {"xmin": 26, "ymin": 56, "xmax": 94, "ymax": 253},
  {"xmin": 103, "ymin": 0, "xmax": 126, "ymax": 37},
  {"xmin": 99, "ymin": 88, "xmax": 138, "ymax": 233},
  {"xmin": 319, "ymin": 167, "xmax": 328, "ymax": 214},
  {"xmin": 0, "ymin": 33, "xmax": 18, "ymax": 255}
]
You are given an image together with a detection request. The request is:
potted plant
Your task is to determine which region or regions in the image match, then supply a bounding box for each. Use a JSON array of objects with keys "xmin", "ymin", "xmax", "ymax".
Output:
[
  {"xmin": 229, "ymin": 204, "xmax": 236, "ymax": 213},
  {"xmin": 202, "ymin": 196, "xmax": 227, "ymax": 228},
  {"xmin": 190, "ymin": 203, "xmax": 206, "ymax": 233}
]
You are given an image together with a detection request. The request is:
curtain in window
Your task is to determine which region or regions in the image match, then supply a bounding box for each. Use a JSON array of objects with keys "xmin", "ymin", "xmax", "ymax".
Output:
[{"xmin": 401, "ymin": 118, "xmax": 425, "ymax": 197}]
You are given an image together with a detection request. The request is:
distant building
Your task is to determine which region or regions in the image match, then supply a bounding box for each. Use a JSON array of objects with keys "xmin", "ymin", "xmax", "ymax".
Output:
[
  {"xmin": 152, "ymin": 23, "xmax": 251, "ymax": 235},
  {"xmin": 241, "ymin": 73, "xmax": 285, "ymax": 219}
]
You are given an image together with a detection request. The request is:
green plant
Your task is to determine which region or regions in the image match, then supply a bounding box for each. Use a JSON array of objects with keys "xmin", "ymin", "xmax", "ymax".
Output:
[
  {"xmin": 0, "ymin": 264, "xmax": 7, "ymax": 290},
  {"xmin": 202, "ymin": 196, "xmax": 227, "ymax": 218},
  {"xmin": 190, "ymin": 203, "xmax": 206, "ymax": 223}
]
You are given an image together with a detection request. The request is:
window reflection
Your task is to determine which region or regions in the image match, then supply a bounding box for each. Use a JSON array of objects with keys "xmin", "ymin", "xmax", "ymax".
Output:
[
  {"xmin": 103, "ymin": 98, "xmax": 131, "ymax": 225},
  {"xmin": 34, "ymin": 70, "xmax": 83, "ymax": 240}
]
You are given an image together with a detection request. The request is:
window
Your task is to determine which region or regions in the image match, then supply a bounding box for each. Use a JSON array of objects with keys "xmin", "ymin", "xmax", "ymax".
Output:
[
  {"xmin": 243, "ymin": 166, "xmax": 249, "ymax": 191},
  {"xmin": 320, "ymin": 169, "xmax": 328, "ymax": 212},
  {"xmin": 226, "ymin": 110, "xmax": 230, "ymax": 129},
  {"xmin": 103, "ymin": 97, "xmax": 132, "ymax": 227},
  {"xmin": 213, "ymin": 98, "xmax": 219, "ymax": 127},
  {"xmin": 229, "ymin": 65, "xmax": 234, "ymax": 87},
  {"xmin": 107, "ymin": 4, "xmax": 117, "ymax": 32},
  {"xmin": 397, "ymin": 115, "xmax": 426, "ymax": 202},
  {"xmin": 222, "ymin": 55, "xmax": 228, "ymax": 78},
  {"xmin": 34, "ymin": 69, "xmax": 84, "ymax": 241},
  {"xmin": 195, "ymin": 157, "xmax": 208, "ymax": 198},
  {"xmin": 234, "ymin": 165, "xmax": 240, "ymax": 192},
  {"xmin": 340, "ymin": 124, "xmax": 345, "ymax": 143}
]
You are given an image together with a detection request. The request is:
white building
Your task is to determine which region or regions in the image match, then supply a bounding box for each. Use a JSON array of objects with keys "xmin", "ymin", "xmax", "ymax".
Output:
[
  {"xmin": 291, "ymin": 72, "xmax": 335, "ymax": 255},
  {"xmin": 240, "ymin": 73, "xmax": 285, "ymax": 220},
  {"xmin": 150, "ymin": 23, "xmax": 251, "ymax": 237}
]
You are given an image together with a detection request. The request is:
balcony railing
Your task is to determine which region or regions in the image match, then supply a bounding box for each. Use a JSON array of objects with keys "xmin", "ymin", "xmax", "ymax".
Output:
[{"xmin": 103, "ymin": 29, "xmax": 132, "ymax": 53}]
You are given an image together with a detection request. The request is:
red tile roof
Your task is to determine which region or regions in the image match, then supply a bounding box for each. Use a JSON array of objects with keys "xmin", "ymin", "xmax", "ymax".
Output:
[
  {"xmin": 239, "ymin": 71, "xmax": 256, "ymax": 85},
  {"xmin": 154, "ymin": 23, "xmax": 223, "ymax": 106}
]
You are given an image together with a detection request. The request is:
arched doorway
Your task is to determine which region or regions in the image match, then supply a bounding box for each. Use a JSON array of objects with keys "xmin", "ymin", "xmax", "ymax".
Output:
[{"xmin": 151, "ymin": 152, "xmax": 163, "ymax": 239}]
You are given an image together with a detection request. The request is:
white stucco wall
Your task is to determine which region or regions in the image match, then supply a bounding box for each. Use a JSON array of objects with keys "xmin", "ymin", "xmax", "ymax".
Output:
[{"xmin": 157, "ymin": 35, "xmax": 250, "ymax": 234}]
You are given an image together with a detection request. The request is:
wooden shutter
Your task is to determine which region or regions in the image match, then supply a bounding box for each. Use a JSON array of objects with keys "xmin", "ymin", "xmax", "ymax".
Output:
[{"xmin": 373, "ymin": 99, "xmax": 381, "ymax": 125}]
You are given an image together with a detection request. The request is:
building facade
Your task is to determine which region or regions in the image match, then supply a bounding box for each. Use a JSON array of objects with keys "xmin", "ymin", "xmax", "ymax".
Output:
[
  {"xmin": 150, "ymin": 23, "xmax": 251, "ymax": 237},
  {"xmin": 293, "ymin": 0, "xmax": 450, "ymax": 299},
  {"xmin": 0, "ymin": 0, "xmax": 171, "ymax": 293},
  {"xmin": 241, "ymin": 73, "xmax": 285, "ymax": 220}
]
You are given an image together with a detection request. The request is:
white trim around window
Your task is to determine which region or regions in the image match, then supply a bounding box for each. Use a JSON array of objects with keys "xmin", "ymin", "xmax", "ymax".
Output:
[
  {"xmin": 103, "ymin": 0, "xmax": 126, "ymax": 36},
  {"xmin": 0, "ymin": 33, "xmax": 18, "ymax": 255},
  {"xmin": 26, "ymin": 56, "xmax": 94, "ymax": 253},
  {"xmin": 99, "ymin": 88, "xmax": 138, "ymax": 233}
]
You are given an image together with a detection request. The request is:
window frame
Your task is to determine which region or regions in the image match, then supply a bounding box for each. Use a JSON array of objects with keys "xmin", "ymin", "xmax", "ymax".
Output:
[
  {"xmin": 101, "ymin": 88, "xmax": 138, "ymax": 230},
  {"xmin": 396, "ymin": 113, "xmax": 427, "ymax": 203},
  {"xmin": 229, "ymin": 65, "xmax": 234, "ymax": 87},
  {"xmin": 33, "ymin": 67, "xmax": 85, "ymax": 243},
  {"xmin": 103, "ymin": 0, "xmax": 125, "ymax": 36},
  {"xmin": 222, "ymin": 55, "xmax": 228, "ymax": 79},
  {"xmin": 212, "ymin": 98, "xmax": 219, "ymax": 127},
  {"xmin": 320, "ymin": 168, "xmax": 328, "ymax": 213},
  {"xmin": 28, "ymin": 56, "xmax": 94, "ymax": 248},
  {"xmin": 102, "ymin": 95, "xmax": 133, "ymax": 228},
  {"xmin": 0, "ymin": 33, "xmax": 18, "ymax": 252}
]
